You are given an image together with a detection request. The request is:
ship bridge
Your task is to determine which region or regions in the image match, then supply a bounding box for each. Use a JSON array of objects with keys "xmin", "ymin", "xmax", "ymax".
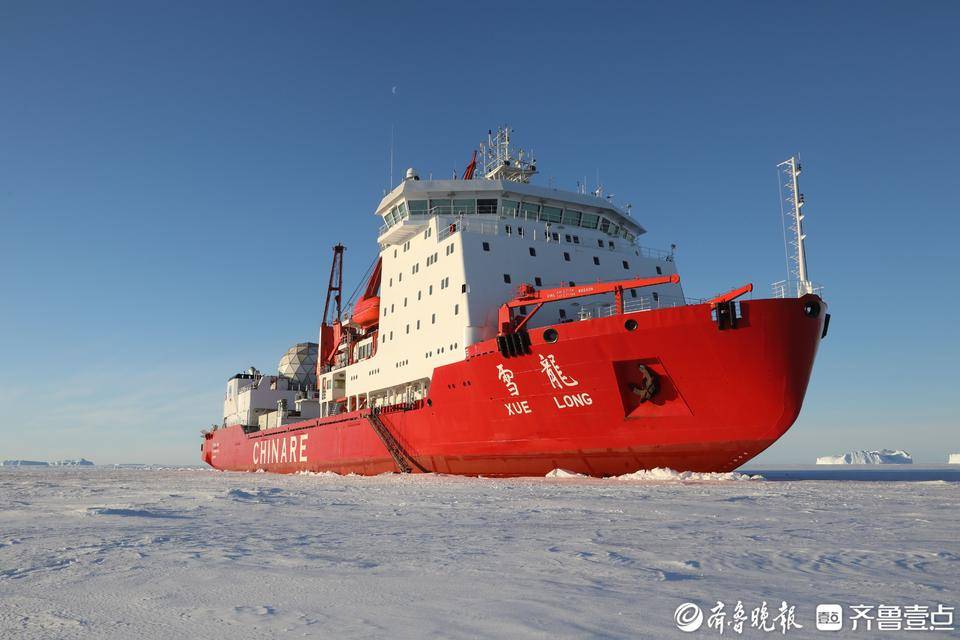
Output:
[{"xmin": 376, "ymin": 178, "xmax": 645, "ymax": 247}]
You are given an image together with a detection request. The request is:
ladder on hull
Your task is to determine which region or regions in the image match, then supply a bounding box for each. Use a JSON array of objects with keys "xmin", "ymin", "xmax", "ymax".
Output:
[{"xmin": 365, "ymin": 410, "xmax": 427, "ymax": 474}]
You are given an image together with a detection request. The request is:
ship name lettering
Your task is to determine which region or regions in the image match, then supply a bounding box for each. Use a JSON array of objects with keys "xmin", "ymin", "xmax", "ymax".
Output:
[
  {"xmin": 505, "ymin": 400, "xmax": 532, "ymax": 416},
  {"xmin": 553, "ymin": 392, "xmax": 593, "ymax": 409},
  {"xmin": 253, "ymin": 433, "xmax": 309, "ymax": 465}
]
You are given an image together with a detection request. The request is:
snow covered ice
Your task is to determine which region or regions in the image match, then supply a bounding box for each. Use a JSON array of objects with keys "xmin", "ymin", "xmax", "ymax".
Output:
[
  {"xmin": 815, "ymin": 449, "xmax": 913, "ymax": 464},
  {"xmin": 1, "ymin": 467, "xmax": 958, "ymax": 639}
]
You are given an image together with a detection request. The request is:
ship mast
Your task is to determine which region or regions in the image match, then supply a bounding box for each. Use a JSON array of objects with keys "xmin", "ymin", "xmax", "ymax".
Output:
[
  {"xmin": 776, "ymin": 156, "xmax": 814, "ymax": 297},
  {"xmin": 479, "ymin": 126, "xmax": 537, "ymax": 183}
]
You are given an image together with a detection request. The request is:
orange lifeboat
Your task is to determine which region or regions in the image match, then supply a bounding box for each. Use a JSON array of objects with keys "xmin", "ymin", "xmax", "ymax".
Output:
[{"xmin": 351, "ymin": 296, "xmax": 380, "ymax": 329}]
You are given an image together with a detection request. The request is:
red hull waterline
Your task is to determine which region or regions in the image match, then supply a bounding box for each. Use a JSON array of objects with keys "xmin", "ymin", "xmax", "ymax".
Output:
[{"xmin": 202, "ymin": 295, "xmax": 826, "ymax": 477}]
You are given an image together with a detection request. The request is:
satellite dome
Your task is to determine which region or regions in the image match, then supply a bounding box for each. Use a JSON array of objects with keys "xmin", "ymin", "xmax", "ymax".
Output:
[{"xmin": 278, "ymin": 342, "xmax": 318, "ymax": 387}]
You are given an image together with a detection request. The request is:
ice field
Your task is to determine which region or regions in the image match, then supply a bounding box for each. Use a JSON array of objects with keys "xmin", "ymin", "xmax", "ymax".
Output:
[{"xmin": 1, "ymin": 467, "xmax": 958, "ymax": 639}]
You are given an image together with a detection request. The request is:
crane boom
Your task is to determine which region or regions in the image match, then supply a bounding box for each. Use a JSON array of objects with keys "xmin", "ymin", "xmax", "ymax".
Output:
[{"xmin": 499, "ymin": 274, "xmax": 680, "ymax": 334}]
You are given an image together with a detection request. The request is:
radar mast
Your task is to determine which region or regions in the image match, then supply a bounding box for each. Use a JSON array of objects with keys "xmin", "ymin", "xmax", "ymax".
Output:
[{"xmin": 480, "ymin": 126, "xmax": 537, "ymax": 183}]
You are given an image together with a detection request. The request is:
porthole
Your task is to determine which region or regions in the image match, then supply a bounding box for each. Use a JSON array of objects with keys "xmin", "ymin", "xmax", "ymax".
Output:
[
  {"xmin": 543, "ymin": 328, "xmax": 559, "ymax": 343},
  {"xmin": 625, "ymin": 319, "xmax": 638, "ymax": 331},
  {"xmin": 803, "ymin": 300, "xmax": 821, "ymax": 318}
]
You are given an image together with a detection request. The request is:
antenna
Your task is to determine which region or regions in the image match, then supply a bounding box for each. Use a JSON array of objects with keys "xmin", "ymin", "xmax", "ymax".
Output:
[
  {"xmin": 776, "ymin": 156, "xmax": 814, "ymax": 297},
  {"xmin": 480, "ymin": 125, "xmax": 537, "ymax": 182},
  {"xmin": 389, "ymin": 125, "xmax": 395, "ymax": 189}
]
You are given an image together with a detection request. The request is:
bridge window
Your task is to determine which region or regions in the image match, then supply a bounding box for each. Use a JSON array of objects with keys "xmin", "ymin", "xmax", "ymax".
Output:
[
  {"xmin": 581, "ymin": 213, "xmax": 599, "ymax": 229},
  {"xmin": 477, "ymin": 199, "xmax": 498, "ymax": 214},
  {"xmin": 541, "ymin": 206, "xmax": 562, "ymax": 223},
  {"xmin": 453, "ymin": 199, "xmax": 476, "ymax": 215},
  {"xmin": 430, "ymin": 199, "xmax": 452, "ymax": 215},
  {"xmin": 502, "ymin": 199, "xmax": 519, "ymax": 217},
  {"xmin": 520, "ymin": 202, "xmax": 540, "ymax": 220},
  {"xmin": 409, "ymin": 200, "xmax": 428, "ymax": 214},
  {"xmin": 562, "ymin": 209, "xmax": 581, "ymax": 226}
]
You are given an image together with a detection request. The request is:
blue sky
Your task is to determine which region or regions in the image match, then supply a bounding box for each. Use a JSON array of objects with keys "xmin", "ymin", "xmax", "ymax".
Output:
[{"xmin": 1, "ymin": 1, "xmax": 957, "ymax": 464}]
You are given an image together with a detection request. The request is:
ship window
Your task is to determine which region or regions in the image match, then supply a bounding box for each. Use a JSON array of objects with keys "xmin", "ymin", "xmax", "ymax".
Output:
[
  {"xmin": 622, "ymin": 260, "xmax": 629, "ymax": 269},
  {"xmin": 517, "ymin": 226, "xmax": 524, "ymax": 237},
  {"xmin": 502, "ymin": 199, "xmax": 519, "ymax": 217},
  {"xmin": 593, "ymin": 256, "xmax": 600, "ymax": 266},
  {"xmin": 429, "ymin": 285, "xmax": 433, "ymax": 295},
  {"xmin": 482, "ymin": 241, "xmax": 490, "ymax": 251},
  {"xmin": 597, "ymin": 239, "xmax": 604, "ymax": 248},
  {"xmin": 461, "ymin": 283, "xmax": 467, "ymax": 293},
  {"xmin": 630, "ymin": 289, "xmax": 637, "ymax": 298},
  {"xmin": 398, "ymin": 272, "xmax": 403, "ymax": 282},
  {"xmin": 417, "ymin": 320, "xmax": 421, "ymax": 329},
  {"xmin": 477, "ymin": 199, "xmax": 498, "ymax": 215},
  {"xmin": 503, "ymin": 274, "xmax": 511, "ymax": 283},
  {"xmin": 573, "ymin": 235, "xmax": 580, "ymax": 244},
  {"xmin": 565, "ymin": 234, "xmax": 571, "ymax": 243},
  {"xmin": 389, "ymin": 331, "xmax": 393, "ymax": 339},
  {"xmin": 552, "ymin": 232, "xmax": 559, "ymax": 241},
  {"xmin": 581, "ymin": 213, "xmax": 599, "ymax": 229},
  {"xmin": 424, "ymin": 228, "xmax": 432, "ymax": 239},
  {"xmin": 568, "ymin": 281, "xmax": 575, "ymax": 286},
  {"xmin": 453, "ymin": 199, "xmax": 476, "ymax": 215},
  {"xmin": 454, "ymin": 304, "xmax": 459, "ymax": 315},
  {"xmin": 430, "ymin": 199, "xmax": 452, "ymax": 215},
  {"xmin": 563, "ymin": 252, "xmax": 570, "ymax": 261},
  {"xmin": 391, "ymin": 304, "xmax": 395, "ymax": 312},
  {"xmin": 562, "ymin": 209, "xmax": 581, "ymax": 226},
  {"xmin": 389, "ymin": 277, "xmax": 393, "ymax": 287},
  {"xmin": 504, "ymin": 224, "xmax": 512, "ymax": 235},
  {"xmin": 404, "ymin": 297, "xmax": 408, "ymax": 307},
  {"xmin": 406, "ymin": 324, "xmax": 410, "ymax": 334},
  {"xmin": 535, "ymin": 277, "xmax": 542, "ymax": 286},
  {"xmin": 529, "ymin": 247, "xmax": 536, "ymax": 257},
  {"xmin": 520, "ymin": 202, "xmax": 540, "ymax": 220},
  {"xmin": 653, "ymin": 292, "xmax": 660, "ymax": 302},
  {"xmin": 409, "ymin": 200, "xmax": 428, "ymax": 214},
  {"xmin": 403, "ymin": 241, "xmax": 410, "ymax": 252},
  {"xmin": 656, "ymin": 266, "xmax": 663, "ymax": 275},
  {"xmin": 431, "ymin": 313, "xmax": 436, "ymax": 324},
  {"xmin": 559, "ymin": 309, "xmax": 567, "ymax": 319},
  {"xmin": 519, "ymin": 305, "xmax": 527, "ymax": 314},
  {"xmin": 608, "ymin": 240, "xmax": 615, "ymax": 249},
  {"xmin": 393, "ymin": 250, "xmax": 398, "ymax": 258},
  {"xmin": 541, "ymin": 205, "xmax": 562, "ymax": 223},
  {"xmin": 599, "ymin": 218, "xmax": 612, "ymax": 233},
  {"xmin": 418, "ymin": 290, "xmax": 422, "ymax": 300}
]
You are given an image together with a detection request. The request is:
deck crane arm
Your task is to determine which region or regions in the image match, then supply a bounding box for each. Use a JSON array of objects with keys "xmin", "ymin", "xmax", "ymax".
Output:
[{"xmin": 498, "ymin": 273, "xmax": 681, "ymax": 334}]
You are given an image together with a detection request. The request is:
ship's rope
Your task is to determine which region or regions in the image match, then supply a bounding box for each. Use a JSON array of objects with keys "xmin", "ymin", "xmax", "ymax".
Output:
[{"xmin": 343, "ymin": 255, "xmax": 378, "ymax": 311}]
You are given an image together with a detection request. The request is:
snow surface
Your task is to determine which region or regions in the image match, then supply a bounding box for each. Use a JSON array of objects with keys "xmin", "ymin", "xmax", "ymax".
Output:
[
  {"xmin": 816, "ymin": 449, "xmax": 913, "ymax": 465},
  {"xmin": 1, "ymin": 467, "xmax": 958, "ymax": 639}
]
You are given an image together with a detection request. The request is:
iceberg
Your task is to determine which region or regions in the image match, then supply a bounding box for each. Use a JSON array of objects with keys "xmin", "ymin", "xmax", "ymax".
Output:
[
  {"xmin": 50, "ymin": 458, "xmax": 95, "ymax": 466},
  {"xmin": 816, "ymin": 449, "xmax": 912, "ymax": 465}
]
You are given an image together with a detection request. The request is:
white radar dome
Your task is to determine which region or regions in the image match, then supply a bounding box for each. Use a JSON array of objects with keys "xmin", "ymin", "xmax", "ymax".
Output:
[{"xmin": 278, "ymin": 342, "xmax": 319, "ymax": 387}]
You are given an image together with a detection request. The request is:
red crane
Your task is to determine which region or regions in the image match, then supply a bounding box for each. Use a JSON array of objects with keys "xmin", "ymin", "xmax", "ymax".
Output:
[
  {"xmin": 498, "ymin": 274, "xmax": 681, "ymax": 334},
  {"xmin": 319, "ymin": 244, "xmax": 345, "ymax": 370}
]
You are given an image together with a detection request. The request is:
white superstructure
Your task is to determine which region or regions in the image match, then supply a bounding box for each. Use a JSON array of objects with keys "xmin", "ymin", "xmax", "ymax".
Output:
[{"xmin": 312, "ymin": 128, "xmax": 684, "ymax": 417}]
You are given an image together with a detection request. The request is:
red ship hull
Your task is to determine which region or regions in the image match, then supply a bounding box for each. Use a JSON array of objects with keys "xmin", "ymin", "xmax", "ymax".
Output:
[{"xmin": 202, "ymin": 295, "xmax": 826, "ymax": 477}]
